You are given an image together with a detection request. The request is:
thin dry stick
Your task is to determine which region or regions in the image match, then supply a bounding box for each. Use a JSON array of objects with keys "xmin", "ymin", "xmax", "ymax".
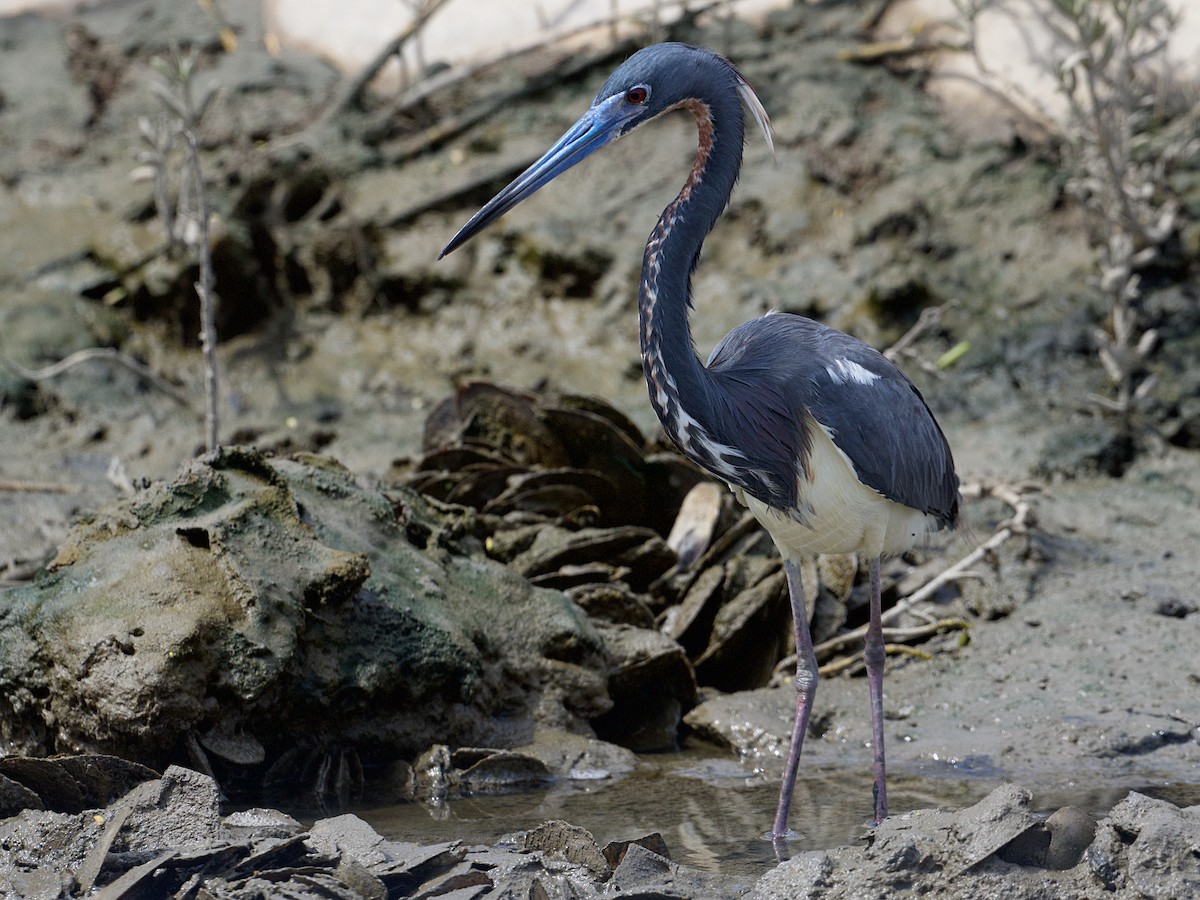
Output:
[
  {"xmin": 881, "ymin": 478, "xmax": 1033, "ymax": 615},
  {"xmin": 181, "ymin": 126, "xmax": 219, "ymax": 453},
  {"xmin": 1, "ymin": 347, "xmax": 193, "ymax": 409},
  {"xmin": 381, "ymin": 0, "xmax": 724, "ymax": 122},
  {"xmin": 775, "ymin": 479, "xmax": 1035, "ymax": 674},
  {"xmin": 883, "ymin": 305, "xmax": 945, "ymax": 362},
  {"xmin": 0, "ymin": 479, "xmax": 80, "ymax": 494},
  {"xmin": 817, "ymin": 619, "xmax": 970, "ymax": 676},
  {"xmin": 318, "ymin": 0, "xmax": 455, "ymax": 123}
]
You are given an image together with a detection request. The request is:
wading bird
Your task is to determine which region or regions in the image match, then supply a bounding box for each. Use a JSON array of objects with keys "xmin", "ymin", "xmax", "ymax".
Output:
[{"xmin": 440, "ymin": 42, "xmax": 959, "ymax": 839}]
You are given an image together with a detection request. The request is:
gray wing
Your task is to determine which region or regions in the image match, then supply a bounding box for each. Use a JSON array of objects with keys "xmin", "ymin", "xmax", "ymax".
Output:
[{"xmin": 706, "ymin": 314, "xmax": 959, "ymax": 525}]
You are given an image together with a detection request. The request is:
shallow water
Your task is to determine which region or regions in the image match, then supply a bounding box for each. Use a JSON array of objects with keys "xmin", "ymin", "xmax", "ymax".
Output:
[{"xmin": 347, "ymin": 745, "xmax": 1198, "ymax": 876}]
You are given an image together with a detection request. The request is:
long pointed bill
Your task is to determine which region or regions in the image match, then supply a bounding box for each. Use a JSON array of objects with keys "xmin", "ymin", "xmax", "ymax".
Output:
[{"xmin": 440, "ymin": 93, "xmax": 634, "ymax": 259}]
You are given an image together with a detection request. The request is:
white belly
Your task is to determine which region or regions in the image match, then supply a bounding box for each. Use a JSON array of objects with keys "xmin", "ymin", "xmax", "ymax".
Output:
[{"xmin": 734, "ymin": 417, "xmax": 938, "ymax": 560}]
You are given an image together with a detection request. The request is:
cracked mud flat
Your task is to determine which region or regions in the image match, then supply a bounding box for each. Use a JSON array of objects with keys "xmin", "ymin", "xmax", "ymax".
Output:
[{"xmin": 1, "ymin": 0, "xmax": 1199, "ymax": 896}]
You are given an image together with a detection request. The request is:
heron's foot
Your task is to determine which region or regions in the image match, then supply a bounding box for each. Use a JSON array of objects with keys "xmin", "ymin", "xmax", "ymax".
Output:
[
  {"xmin": 870, "ymin": 781, "xmax": 888, "ymax": 827},
  {"xmin": 769, "ymin": 829, "xmax": 797, "ymax": 863}
]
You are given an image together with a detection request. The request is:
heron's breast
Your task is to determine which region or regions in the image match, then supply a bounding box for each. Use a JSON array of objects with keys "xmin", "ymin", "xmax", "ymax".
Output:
[{"xmin": 736, "ymin": 417, "xmax": 938, "ymax": 558}]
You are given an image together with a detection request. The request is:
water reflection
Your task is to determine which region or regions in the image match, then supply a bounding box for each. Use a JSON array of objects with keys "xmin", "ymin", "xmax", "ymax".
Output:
[
  {"xmin": 352, "ymin": 746, "xmax": 1200, "ymax": 877},
  {"xmin": 353, "ymin": 747, "xmax": 981, "ymax": 876}
]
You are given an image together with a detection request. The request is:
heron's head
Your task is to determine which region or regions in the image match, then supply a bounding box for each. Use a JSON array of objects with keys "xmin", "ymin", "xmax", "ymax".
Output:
[{"xmin": 439, "ymin": 43, "xmax": 772, "ymax": 258}]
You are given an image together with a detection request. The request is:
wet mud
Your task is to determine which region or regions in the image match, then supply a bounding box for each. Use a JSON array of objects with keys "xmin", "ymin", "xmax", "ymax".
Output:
[{"xmin": 1, "ymin": 0, "xmax": 1199, "ymax": 896}]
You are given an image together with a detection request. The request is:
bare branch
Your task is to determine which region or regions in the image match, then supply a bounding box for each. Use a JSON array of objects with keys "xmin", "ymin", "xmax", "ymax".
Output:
[{"xmin": 0, "ymin": 346, "xmax": 193, "ymax": 409}]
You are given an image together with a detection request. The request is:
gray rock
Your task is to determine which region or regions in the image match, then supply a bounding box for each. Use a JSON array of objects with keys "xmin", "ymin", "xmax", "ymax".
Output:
[
  {"xmin": 590, "ymin": 621, "xmax": 697, "ymax": 752},
  {"xmin": 683, "ymin": 686, "xmax": 796, "ymax": 763},
  {"xmin": 0, "ymin": 449, "xmax": 610, "ymax": 782},
  {"xmin": 114, "ymin": 765, "xmax": 222, "ymax": 854},
  {"xmin": 945, "ymin": 783, "xmax": 1041, "ymax": 875},
  {"xmin": 751, "ymin": 784, "xmax": 1088, "ymax": 899},
  {"xmin": 511, "ymin": 724, "xmax": 639, "ymax": 781},
  {"xmin": 222, "ymin": 806, "xmax": 305, "ymax": 843},
  {"xmin": 524, "ymin": 820, "xmax": 611, "ymax": 880},
  {"xmin": 609, "ymin": 841, "xmax": 755, "ymax": 898},
  {"xmin": 1085, "ymin": 792, "xmax": 1200, "ymax": 897},
  {"xmin": 1042, "ymin": 806, "xmax": 1095, "ymax": 871},
  {"xmin": 0, "ymin": 807, "xmax": 101, "ymax": 883},
  {"xmin": 0, "ymin": 771, "xmax": 43, "ymax": 819},
  {"xmin": 307, "ymin": 813, "xmax": 389, "ymax": 867}
]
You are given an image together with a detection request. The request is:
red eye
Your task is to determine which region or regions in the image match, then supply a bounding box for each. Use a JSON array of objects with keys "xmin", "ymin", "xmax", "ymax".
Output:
[{"xmin": 625, "ymin": 86, "xmax": 649, "ymax": 105}]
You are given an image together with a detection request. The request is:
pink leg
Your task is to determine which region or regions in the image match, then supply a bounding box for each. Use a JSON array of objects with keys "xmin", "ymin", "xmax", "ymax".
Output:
[
  {"xmin": 772, "ymin": 558, "xmax": 818, "ymax": 840},
  {"xmin": 864, "ymin": 556, "xmax": 888, "ymax": 825}
]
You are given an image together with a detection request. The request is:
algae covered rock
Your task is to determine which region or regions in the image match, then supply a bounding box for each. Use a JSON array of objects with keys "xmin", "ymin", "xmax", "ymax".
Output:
[{"xmin": 0, "ymin": 448, "xmax": 608, "ymax": 784}]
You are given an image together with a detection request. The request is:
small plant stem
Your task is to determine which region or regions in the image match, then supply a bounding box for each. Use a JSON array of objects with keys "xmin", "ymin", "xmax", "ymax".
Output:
[{"xmin": 182, "ymin": 126, "xmax": 219, "ymax": 453}]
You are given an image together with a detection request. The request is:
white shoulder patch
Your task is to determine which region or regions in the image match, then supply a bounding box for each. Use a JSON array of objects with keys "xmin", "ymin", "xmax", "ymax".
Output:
[{"xmin": 825, "ymin": 357, "xmax": 881, "ymax": 386}]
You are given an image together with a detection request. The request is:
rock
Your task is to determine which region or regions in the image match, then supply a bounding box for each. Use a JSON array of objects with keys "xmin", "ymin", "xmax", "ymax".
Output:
[
  {"xmin": 1043, "ymin": 805, "xmax": 1095, "ymax": 870},
  {"xmin": 602, "ymin": 832, "xmax": 671, "ymax": 868},
  {"xmin": 565, "ymin": 582, "xmax": 657, "ymax": 628},
  {"xmin": 667, "ymin": 482, "xmax": 725, "ymax": 568},
  {"xmin": 371, "ymin": 841, "xmax": 469, "ymax": 897},
  {"xmin": 0, "ymin": 807, "xmax": 102, "ymax": 886},
  {"xmin": 69, "ymin": 766, "xmax": 225, "ymax": 893},
  {"xmin": 1085, "ymin": 792, "xmax": 1200, "ymax": 897},
  {"xmin": 752, "ymin": 784, "xmax": 1067, "ymax": 898},
  {"xmin": 694, "ymin": 566, "xmax": 789, "ymax": 692},
  {"xmin": 683, "ymin": 686, "xmax": 797, "ymax": 762},
  {"xmin": 307, "ymin": 813, "xmax": 389, "ymax": 868},
  {"xmin": 940, "ymin": 783, "xmax": 1041, "ymax": 875},
  {"xmin": 0, "ymin": 867, "xmax": 71, "ymax": 900},
  {"xmin": 610, "ymin": 841, "xmax": 755, "ymax": 898},
  {"xmin": 0, "ymin": 772, "xmax": 42, "ymax": 819},
  {"xmin": 511, "ymin": 724, "xmax": 638, "ymax": 781},
  {"xmin": 1, "ymin": 767, "xmax": 1196, "ymax": 900},
  {"xmin": 997, "ymin": 803, "xmax": 1095, "ymax": 871},
  {"xmin": 413, "ymin": 744, "xmax": 453, "ymax": 802},
  {"xmin": 662, "ymin": 564, "xmax": 727, "ymax": 657},
  {"xmin": 524, "ymin": 820, "xmax": 611, "ymax": 880},
  {"xmin": 333, "ymin": 859, "xmax": 389, "ymax": 900},
  {"xmin": 456, "ymin": 749, "xmax": 553, "ymax": 794},
  {"xmin": 114, "ymin": 765, "xmax": 222, "ymax": 854},
  {"xmin": 222, "ymin": 807, "xmax": 305, "ymax": 843},
  {"xmin": 511, "ymin": 526, "xmax": 672, "ymax": 585},
  {"xmin": 589, "ymin": 622, "xmax": 698, "ymax": 752},
  {"xmin": 608, "ymin": 841, "xmax": 670, "ymax": 890},
  {"xmin": 753, "ymin": 851, "xmax": 835, "ymax": 900},
  {"xmin": 51, "ymin": 755, "xmax": 161, "ymax": 811},
  {"xmin": 0, "ymin": 449, "xmax": 609, "ymax": 792},
  {"xmin": 399, "ymin": 745, "xmax": 558, "ymax": 799}
]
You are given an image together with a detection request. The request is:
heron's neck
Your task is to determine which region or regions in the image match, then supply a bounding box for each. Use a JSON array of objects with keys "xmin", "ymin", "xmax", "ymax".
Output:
[{"xmin": 639, "ymin": 94, "xmax": 744, "ymax": 455}]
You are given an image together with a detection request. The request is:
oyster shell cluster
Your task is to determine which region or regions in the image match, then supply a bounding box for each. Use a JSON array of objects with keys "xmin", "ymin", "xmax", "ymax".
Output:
[{"xmin": 395, "ymin": 382, "xmax": 897, "ymax": 753}]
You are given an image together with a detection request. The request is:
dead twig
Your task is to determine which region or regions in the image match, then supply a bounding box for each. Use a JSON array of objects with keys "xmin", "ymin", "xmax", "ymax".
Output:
[
  {"xmin": 384, "ymin": 0, "xmax": 723, "ymax": 120},
  {"xmin": 884, "ymin": 304, "xmax": 946, "ymax": 363},
  {"xmin": 883, "ymin": 304, "xmax": 970, "ymax": 376},
  {"xmin": 0, "ymin": 347, "xmax": 193, "ymax": 410},
  {"xmin": 837, "ymin": 35, "xmax": 946, "ymax": 65},
  {"xmin": 775, "ymin": 478, "xmax": 1037, "ymax": 677},
  {"xmin": 0, "ymin": 479, "xmax": 80, "ymax": 494},
  {"xmin": 889, "ymin": 478, "xmax": 1035, "ymax": 612},
  {"xmin": 318, "ymin": 0, "xmax": 455, "ymax": 123},
  {"xmin": 143, "ymin": 48, "xmax": 221, "ymax": 452},
  {"xmin": 817, "ymin": 619, "xmax": 970, "ymax": 677},
  {"xmin": 183, "ymin": 125, "xmax": 219, "ymax": 453}
]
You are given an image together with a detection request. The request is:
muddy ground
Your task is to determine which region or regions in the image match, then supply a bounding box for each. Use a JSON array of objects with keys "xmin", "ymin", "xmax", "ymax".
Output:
[{"xmin": 1, "ymin": 0, "xmax": 1199, "ymax": 897}]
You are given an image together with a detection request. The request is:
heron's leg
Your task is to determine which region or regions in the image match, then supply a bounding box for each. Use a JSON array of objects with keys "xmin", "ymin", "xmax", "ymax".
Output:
[
  {"xmin": 772, "ymin": 558, "xmax": 818, "ymax": 839},
  {"xmin": 864, "ymin": 555, "xmax": 888, "ymax": 825}
]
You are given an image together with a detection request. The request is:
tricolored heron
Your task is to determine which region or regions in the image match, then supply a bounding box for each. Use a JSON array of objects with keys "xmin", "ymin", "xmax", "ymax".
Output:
[{"xmin": 440, "ymin": 43, "xmax": 959, "ymax": 839}]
